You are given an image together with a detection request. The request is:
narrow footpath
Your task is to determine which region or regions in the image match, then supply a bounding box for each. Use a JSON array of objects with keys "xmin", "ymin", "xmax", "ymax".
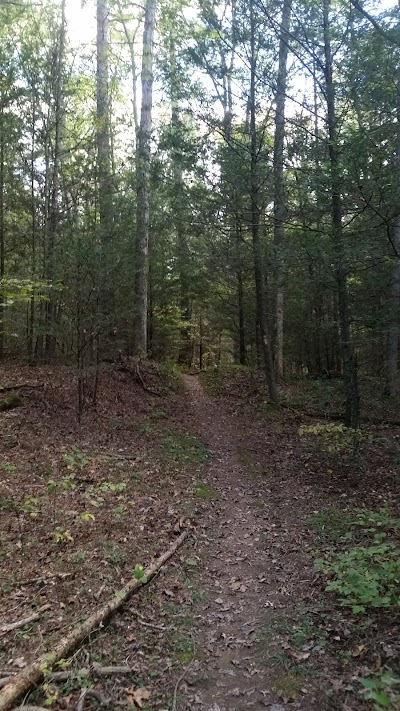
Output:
[{"xmin": 179, "ymin": 375, "xmax": 320, "ymax": 711}]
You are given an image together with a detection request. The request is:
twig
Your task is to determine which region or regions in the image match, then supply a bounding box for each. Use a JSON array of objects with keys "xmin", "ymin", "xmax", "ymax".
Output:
[
  {"xmin": 0, "ymin": 531, "xmax": 189, "ymax": 711},
  {"xmin": 76, "ymin": 688, "xmax": 109, "ymax": 711},
  {"xmin": 131, "ymin": 609, "xmax": 167, "ymax": 630},
  {"xmin": 0, "ymin": 605, "xmax": 51, "ymax": 635},
  {"xmin": 17, "ymin": 573, "xmax": 72, "ymax": 587},
  {"xmin": 171, "ymin": 636, "xmax": 196, "ymax": 711},
  {"xmin": 13, "ymin": 707, "xmax": 49, "ymax": 710}
]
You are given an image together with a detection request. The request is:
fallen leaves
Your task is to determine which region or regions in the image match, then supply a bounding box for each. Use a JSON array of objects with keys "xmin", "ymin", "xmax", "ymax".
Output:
[{"xmin": 125, "ymin": 686, "xmax": 151, "ymax": 708}]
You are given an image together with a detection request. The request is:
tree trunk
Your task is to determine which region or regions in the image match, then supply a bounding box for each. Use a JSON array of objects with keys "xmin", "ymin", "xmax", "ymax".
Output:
[
  {"xmin": 28, "ymin": 98, "xmax": 36, "ymax": 364},
  {"xmin": 273, "ymin": 0, "xmax": 292, "ymax": 379},
  {"xmin": 45, "ymin": 0, "xmax": 66, "ymax": 361},
  {"xmin": 133, "ymin": 0, "xmax": 157, "ymax": 357},
  {"xmin": 236, "ymin": 224, "xmax": 246, "ymax": 365},
  {"xmin": 323, "ymin": 0, "xmax": 360, "ymax": 427},
  {"xmin": 97, "ymin": 0, "xmax": 112, "ymax": 236},
  {"xmin": 249, "ymin": 0, "xmax": 278, "ymax": 402},
  {"xmin": 0, "ymin": 105, "xmax": 5, "ymax": 359},
  {"xmin": 385, "ymin": 62, "xmax": 400, "ymax": 395},
  {"xmin": 169, "ymin": 38, "xmax": 192, "ymax": 366}
]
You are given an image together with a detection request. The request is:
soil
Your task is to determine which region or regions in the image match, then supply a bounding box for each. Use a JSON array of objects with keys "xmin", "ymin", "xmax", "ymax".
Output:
[{"xmin": 0, "ymin": 363, "xmax": 399, "ymax": 710}]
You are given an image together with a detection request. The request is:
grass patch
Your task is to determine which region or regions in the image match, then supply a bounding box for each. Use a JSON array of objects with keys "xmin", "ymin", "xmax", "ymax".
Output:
[
  {"xmin": 271, "ymin": 669, "xmax": 310, "ymax": 700},
  {"xmin": 0, "ymin": 391, "xmax": 23, "ymax": 411},
  {"xmin": 199, "ymin": 369, "xmax": 226, "ymax": 395},
  {"xmin": 171, "ymin": 632, "xmax": 196, "ymax": 662},
  {"xmin": 193, "ymin": 482, "xmax": 218, "ymax": 499},
  {"xmin": 259, "ymin": 400, "xmax": 283, "ymax": 421},
  {"xmin": 310, "ymin": 507, "xmax": 354, "ymax": 543},
  {"xmin": 161, "ymin": 431, "xmax": 208, "ymax": 465}
]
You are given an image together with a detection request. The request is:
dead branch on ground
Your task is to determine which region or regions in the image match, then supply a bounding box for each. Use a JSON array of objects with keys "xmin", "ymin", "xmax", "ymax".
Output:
[
  {"xmin": 0, "ymin": 531, "xmax": 188, "ymax": 711},
  {"xmin": 0, "ymin": 605, "xmax": 51, "ymax": 636},
  {"xmin": 0, "ymin": 666, "xmax": 132, "ymax": 690},
  {"xmin": 76, "ymin": 688, "xmax": 109, "ymax": 710}
]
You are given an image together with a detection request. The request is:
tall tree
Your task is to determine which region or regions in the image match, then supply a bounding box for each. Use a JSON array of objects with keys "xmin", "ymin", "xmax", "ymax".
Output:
[
  {"xmin": 249, "ymin": 0, "xmax": 278, "ymax": 402},
  {"xmin": 323, "ymin": 0, "xmax": 359, "ymax": 427},
  {"xmin": 272, "ymin": 0, "xmax": 292, "ymax": 378},
  {"xmin": 133, "ymin": 0, "xmax": 157, "ymax": 357}
]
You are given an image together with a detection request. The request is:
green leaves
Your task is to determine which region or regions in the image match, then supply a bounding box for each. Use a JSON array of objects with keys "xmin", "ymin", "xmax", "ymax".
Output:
[
  {"xmin": 133, "ymin": 564, "xmax": 148, "ymax": 584},
  {"xmin": 315, "ymin": 543, "xmax": 400, "ymax": 613},
  {"xmin": 360, "ymin": 670, "xmax": 400, "ymax": 710}
]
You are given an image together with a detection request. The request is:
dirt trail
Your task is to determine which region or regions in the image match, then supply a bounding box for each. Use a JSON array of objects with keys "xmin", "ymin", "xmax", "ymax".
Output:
[{"xmin": 180, "ymin": 375, "xmax": 313, "ymax": 711}]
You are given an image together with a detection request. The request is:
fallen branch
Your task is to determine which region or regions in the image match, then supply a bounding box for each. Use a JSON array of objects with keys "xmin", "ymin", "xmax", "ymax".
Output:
[
  {"xmin": 17, "ymin": 573, "xmax": 72, "ymax": 588},
  {"xmin": 0, "ymin": 665, "xmax": 132, "ymax": 690},
  {"xmin": 76, "ymin": 688, "xmax": 109, "ymax": 711},
  {"xmin": 0, "ymin": 384, "xmax": 44, "ymax": 394},
  {"xmin": 0, "ymin": 605, "xmax": 51, "ymax": 636},
  {"xmin": 13, "ymin": 706, "xmax": 48, "ymax": 710},
  {"xmin": 0, "ymin": 531, "xmax": 188, "ymax": 711}
]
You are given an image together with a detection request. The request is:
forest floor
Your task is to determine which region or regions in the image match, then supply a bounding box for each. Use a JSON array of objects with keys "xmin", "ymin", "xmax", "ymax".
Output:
[{"xmin": 0, "ymin": 362, "xmax": 400, "ymax": 710}]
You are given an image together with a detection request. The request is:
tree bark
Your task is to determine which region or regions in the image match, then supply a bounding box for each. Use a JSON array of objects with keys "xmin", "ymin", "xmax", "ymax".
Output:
[
  {"xmin": 0, "ymin": 104, "xmax": 5, "ymax": 360},
  {"xmin": 133, "ymin": 0, "xmax": 157, "ymax": 357},
  {"xmin": 249, "ymin": 0, "xmax": 278, "ymax": 402},
  {"xmin": 169, "ymin": 38, "xmax": 192, "ymax": 366},
  {"xmin": 273, "ymin": 0, "xmax": 292, "ymax": 379},
  {"xmin": 323, "ymin": 0, "xmax": 360, "ymax": 427},
  {"xmin": 96, "ymin": 0, "xmax": 112, "ymax": 236},
  {"xmin": 385, "ymin": 63, "xmax": 400, "ymax": 395}
]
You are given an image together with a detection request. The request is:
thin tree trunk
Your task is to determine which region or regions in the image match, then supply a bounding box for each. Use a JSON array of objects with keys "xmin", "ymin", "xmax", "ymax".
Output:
[
  {"xmin": 236, "ymin": 223, "xmax": 246, "ymax": 365},
  {"xmin": 323, "ymin": 0, "xmax": 359, "ymax": 427},
  {"xmin": 97, "ymin": 0, "xmax": 112, "ymax": 235},
  {"xmin": 28, "ymin": 98, "xmax": 36, "ymax": 363},
  {"xmin": 249, "ymin": 0, "xmax": 278, "ymax": 402},
  {"xmin": 0, "ymin": 105, "xmax": 5, "ymax": 359},
  {"xmin": 385, "ymin": 62, "xmax": 400, "ymax": 395},
  {"xmin": 45, "ymin": 0, "xmax": 66, "ymax": 361},
  {"xmin": 170, "ymin": 38, "xmax": 192, "ymax": 366},
  {"xmin": 273, "ymin": 0, "xmax": 292, "ymax": 379},
  {"xmin": 132, "ymin": 0, "xmax": 157, "ymax": 357}
]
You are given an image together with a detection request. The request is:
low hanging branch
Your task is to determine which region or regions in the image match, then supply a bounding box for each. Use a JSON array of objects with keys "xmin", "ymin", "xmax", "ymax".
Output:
[{"xmin": 0, "ymin": 531, "xmax": 188, "ymax": 711}]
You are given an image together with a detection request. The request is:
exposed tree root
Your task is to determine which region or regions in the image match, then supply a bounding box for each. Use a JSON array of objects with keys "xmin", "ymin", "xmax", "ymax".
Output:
[{"xmin": 0, "ymin": 531, "xmax": 188, "ymax": 711}]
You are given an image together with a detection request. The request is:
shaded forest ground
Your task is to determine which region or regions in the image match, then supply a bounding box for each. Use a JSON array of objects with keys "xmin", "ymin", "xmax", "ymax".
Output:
[{"xmin": 0, "ymin": 362, "xmax": 400, "ymax": 710}]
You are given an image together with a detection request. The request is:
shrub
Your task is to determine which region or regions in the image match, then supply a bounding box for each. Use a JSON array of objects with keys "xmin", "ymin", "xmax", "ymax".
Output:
[{"xmin": 315, "ymin": 543, "xmax": 400, "ymax": 613}]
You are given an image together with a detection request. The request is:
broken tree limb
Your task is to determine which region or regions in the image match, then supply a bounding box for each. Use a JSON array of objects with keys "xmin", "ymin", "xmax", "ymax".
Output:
[
  {"xmin": 0, "ymin": 605, "xmax": 51, "ymax": 636},
  {"xmin": 0, "ymin": 530, "xmax": 188, "ymax": 711},
  {"xmin": 17, "ymin": 573, "xmax": 72, "ymax": 588},
  {"xmin": 0, "ymin": 666, "xmax": 132, "ymax": 690}
]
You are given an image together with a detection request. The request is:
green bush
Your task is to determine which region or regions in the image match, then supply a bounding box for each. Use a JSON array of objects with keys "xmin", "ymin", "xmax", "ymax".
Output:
[
  {"xmin": 315, "ymin": 543, "xmax": 400, "ymax": 613},
  {"xmin": 0, "ymin": 391, "xmax": 23, "ymax": 411},
  {"xmin": 360, "ymin": 669, "xmax": 400, "ymax": 710}
]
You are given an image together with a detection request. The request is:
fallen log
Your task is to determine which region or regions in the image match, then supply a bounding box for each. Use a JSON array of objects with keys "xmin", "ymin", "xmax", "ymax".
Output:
[{"xmin": 0, "ymin": 531, "xmax": 188, "ymax": 711}]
